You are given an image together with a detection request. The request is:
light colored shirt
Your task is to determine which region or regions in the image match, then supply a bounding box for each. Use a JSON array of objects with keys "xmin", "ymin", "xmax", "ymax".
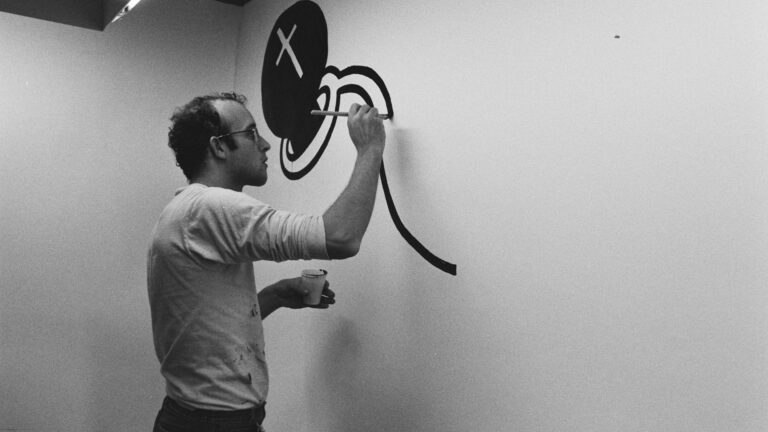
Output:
[{"xmin": 147, "ymin": 184, "xmax": 328, "ymax": 410}]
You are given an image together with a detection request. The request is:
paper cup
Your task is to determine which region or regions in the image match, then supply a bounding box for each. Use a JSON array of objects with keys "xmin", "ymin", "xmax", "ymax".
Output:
[{"xmin": 301, "ymin": 269, "xmax": 327, "ymax": 305}]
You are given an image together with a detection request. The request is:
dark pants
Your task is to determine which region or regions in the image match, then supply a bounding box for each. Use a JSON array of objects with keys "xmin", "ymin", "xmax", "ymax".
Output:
[{"xmin": 153, "ymin": 396, "xmax": 266, "ymax": 432}]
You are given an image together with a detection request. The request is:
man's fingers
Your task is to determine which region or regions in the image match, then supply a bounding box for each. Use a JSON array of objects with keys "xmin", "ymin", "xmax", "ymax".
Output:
[
  {"xmin": 310, "ymin": 293, "xmax": 334, "ymax": 309},
  {"xmin": 318, "ymin": 284, "xmax": 335, "ymax": 307},
  {"xmin": 349, "ymin": 103, "xmax": 372, "ymax": 119},
  {"xmin": 321, "ymin": 285, "xmax": 335, "ymax": 300}
]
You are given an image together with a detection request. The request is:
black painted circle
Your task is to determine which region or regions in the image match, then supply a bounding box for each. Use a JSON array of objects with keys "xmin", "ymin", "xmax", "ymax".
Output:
[{"xmin": 261, "ymin": 0, "xmax": 328, "ymax": 161}]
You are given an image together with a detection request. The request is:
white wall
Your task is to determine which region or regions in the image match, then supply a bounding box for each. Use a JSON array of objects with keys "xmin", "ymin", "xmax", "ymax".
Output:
[
  {"xmin": 235, "ymin": 1, "xmax": 768, "ymax": 431},
  {"xmin": 0, "ymin": 1, "xmax": 241, "ymax": 430}
]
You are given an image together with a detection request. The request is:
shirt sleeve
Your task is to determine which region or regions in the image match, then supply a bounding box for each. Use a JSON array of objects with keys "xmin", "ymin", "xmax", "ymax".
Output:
[{"xmin": 184, "ymin": 188, "xmax": 329, "ymax": 263}]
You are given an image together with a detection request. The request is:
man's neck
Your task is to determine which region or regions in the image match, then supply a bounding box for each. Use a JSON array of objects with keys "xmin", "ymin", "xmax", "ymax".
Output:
[{"xmin": 190, "ymin": 171, "xmax": 242, "ymax": 191}]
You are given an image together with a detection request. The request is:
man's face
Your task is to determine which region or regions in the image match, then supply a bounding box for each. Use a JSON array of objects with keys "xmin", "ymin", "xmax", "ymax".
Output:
[{"xmin": 215, "ymin": 100, "xmax": 271, "ymax": 187}]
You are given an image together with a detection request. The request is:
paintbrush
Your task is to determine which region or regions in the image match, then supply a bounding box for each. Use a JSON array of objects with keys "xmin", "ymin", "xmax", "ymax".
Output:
[{"xmin": 311, "ymin": 110, "xmax": 391, "ymax": 120}]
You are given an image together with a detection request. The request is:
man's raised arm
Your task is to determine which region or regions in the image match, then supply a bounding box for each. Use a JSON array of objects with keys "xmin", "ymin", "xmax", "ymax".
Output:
[{"xmin": 323, "ymin": 103, "xmax": 386, "ymax": 259}]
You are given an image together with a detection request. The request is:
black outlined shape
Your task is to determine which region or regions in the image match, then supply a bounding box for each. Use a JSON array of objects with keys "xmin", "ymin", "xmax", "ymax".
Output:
[
  {"xmin": 380, "ymin": 157, "xmax": 458, "ymax": 276},
  {"xmin": 261, "ymin": 0, "xmax": 457, "ymax": 275},
  {"xmin": 262, "ymin": 0, "xmax": 327, "ymax": 178}
]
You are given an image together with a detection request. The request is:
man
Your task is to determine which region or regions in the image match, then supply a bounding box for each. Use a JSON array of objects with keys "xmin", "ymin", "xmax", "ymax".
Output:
[{"xmin": 148, "ymin": 92, "xmax": 385, "ymax": 431}]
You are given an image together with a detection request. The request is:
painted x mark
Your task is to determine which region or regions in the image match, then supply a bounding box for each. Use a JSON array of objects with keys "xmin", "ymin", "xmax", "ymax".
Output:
[{"xmin": 276, "ymin": 24, "xmax": 304, "ymax": 78}]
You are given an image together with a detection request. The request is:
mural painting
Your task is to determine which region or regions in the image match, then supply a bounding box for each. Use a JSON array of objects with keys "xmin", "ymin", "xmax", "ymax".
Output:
[{"xmin": 261, "ymin": 1, "xmax": 457, "ymax": 275}]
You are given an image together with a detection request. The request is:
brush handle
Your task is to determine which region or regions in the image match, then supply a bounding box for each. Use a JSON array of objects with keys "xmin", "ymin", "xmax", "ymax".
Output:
[{"xmin": 311, "ymin": 110, "xmax": 390, "ymax": 120}]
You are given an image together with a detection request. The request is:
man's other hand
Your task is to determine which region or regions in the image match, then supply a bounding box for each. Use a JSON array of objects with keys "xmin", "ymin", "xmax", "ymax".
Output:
[{"xmin": 274, "ymin": 277, "xmax": 336, "ymax": 310}]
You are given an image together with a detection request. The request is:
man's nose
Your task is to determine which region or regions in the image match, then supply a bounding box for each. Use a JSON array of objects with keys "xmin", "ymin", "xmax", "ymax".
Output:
[{"xmin": 259, "ymin": 136, "xmax": 271, "ymax": 152}]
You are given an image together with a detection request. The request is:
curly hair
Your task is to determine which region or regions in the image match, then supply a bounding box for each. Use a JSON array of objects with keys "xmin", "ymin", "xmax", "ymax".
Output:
[{"xmin": 167, "ymin": 92, "xmax": 248, "ymax": 180}]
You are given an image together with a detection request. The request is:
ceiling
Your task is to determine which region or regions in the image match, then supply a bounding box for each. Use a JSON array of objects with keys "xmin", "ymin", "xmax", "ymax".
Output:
[{"xmin": 0, "ymin": 0, "xmax": 251, "ymax": 31}]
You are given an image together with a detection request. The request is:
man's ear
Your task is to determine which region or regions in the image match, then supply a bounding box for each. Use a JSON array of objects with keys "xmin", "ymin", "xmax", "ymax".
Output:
[{"xmin": 208, "ymin": 136, "xmax": 228, "ymax": 160}]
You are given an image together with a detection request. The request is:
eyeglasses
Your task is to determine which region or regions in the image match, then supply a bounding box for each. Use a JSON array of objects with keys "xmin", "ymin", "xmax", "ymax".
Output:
[{"xmin": 213, "ymin": 127, "xmax": 259, "ymax": 141}]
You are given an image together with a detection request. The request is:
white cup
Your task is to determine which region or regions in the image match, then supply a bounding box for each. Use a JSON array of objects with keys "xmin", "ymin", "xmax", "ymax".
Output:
[{"xmin": 301, "ymin": 269, "xmax": 327, "ymax": 305}]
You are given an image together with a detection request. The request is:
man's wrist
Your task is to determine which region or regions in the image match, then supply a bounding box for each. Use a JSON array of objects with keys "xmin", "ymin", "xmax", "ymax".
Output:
[{"xmin": 356, "ymin": 143, "xmax": 384, "ymax": 159}]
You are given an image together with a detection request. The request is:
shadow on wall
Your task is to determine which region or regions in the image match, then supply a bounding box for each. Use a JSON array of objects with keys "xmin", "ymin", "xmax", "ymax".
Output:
[
  {"xmin": 301, "ymin": 250, "xmax": 473, "ymax": 431},
  {"xmin": 305, "ymin": 316, "xmax": 430, "ymax": 432},
  {"xmin": 300, "ymin": 124, "xmax": 471, "ymax": 431}
]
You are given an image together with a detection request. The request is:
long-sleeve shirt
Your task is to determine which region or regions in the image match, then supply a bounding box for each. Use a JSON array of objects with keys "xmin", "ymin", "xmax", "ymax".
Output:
[{"xmin": 147, "ymin": 183, "xmax": 328, "ymax": 410}]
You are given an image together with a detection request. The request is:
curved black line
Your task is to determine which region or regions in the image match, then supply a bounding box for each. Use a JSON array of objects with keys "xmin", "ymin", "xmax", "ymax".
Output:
[
  {"xmin": 331, "ymin": 65, "xmax": 394, "ymax": 118},
  {"xmin": 379, "ymin": 161, "xmax": 457, "ymax": 276},
  {"xmin": 297, "ymin": 65, "xmax": 456, "ymax": 275},
  {"xmin": 281, "ymin": 85, "xmax": 337, "ymax": 180},
  {"xmin": 339, "ymin": 84, "xmax": 373, "ymax": 106},
  {"xmin": 332, "ymin": 66, "xmax": 455, "ymax": 275}
]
